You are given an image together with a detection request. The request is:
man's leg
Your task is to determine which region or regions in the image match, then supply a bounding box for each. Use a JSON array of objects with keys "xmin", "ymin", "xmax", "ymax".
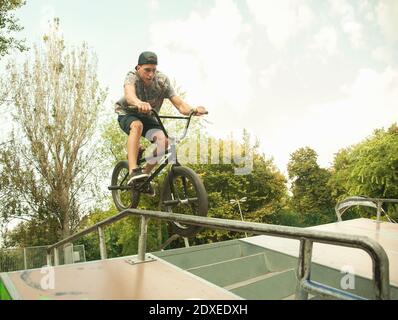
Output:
[
  {"xmin": 143, "ymin": 130, "xmax": 169, "ymax": 174},
  {"xmin": 127, "ymin": 120, "xmax": 144, "ymax": 173}
]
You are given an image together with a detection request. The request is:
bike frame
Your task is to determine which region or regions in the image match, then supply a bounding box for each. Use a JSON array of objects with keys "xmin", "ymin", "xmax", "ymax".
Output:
[{"xmin": 113, "ymin": 109, "xmax": 198, "ymax": 193}]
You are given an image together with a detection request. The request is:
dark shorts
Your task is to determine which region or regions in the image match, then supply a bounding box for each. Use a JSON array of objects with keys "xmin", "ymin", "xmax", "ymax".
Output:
[{"xmin": 118, "ymin": 113, "xmax": 163, "ymax": 140}]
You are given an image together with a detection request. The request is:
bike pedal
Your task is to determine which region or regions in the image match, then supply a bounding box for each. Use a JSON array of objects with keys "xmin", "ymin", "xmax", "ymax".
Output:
[
  {"xmin": 148, "ymin": 190, "xmax": 156, "ymax": 197},
  {"xmin": 142, "ymin": 184, "xmax": 156, "ymax": 197}
]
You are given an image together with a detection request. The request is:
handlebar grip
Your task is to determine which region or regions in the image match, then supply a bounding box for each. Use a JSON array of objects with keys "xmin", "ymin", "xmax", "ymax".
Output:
[
  {"xmin": 129, "ymin": 105, "xmax": 154, "ymax": 115},
  {"xmin": 192, "ymin": 109, "xmax": 208, "ymax": 115}
]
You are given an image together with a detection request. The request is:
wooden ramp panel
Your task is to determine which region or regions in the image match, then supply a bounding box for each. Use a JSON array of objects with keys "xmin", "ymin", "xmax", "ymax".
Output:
[{"xmin": 3, "ymin": 255, "xmax": 239, "ymax": 300}]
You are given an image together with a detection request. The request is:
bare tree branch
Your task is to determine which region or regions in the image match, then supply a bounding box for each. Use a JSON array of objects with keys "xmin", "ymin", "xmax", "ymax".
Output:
[{"xmin": 1, "ymin": 19, "xmax": 107, "ymax": 240}]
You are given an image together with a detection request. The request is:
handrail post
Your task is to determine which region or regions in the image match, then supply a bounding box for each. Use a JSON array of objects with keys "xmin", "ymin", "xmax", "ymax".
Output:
[
  {"xmin": 295, "ymin": 238, "xmax": 313, "ymax": 300},
  {"xmin": 183, "ymin": 237, "xmax": 190, "ymax": 248},
  {"xmin": 138, "ymin": 216, "xmax": 149, "ymax": 262},
  {"xmin": 98, "ymin": 226, "xmax": 107, "ymax": 260},
  {"xmin": 376, "ymin": 201, "xmax": 382, "ymax": 223},
  {"xmin": 46, "ymin": 252, "xmax": 52, "ymax": 266},
  {"xmin": 371, "ymin": 243, "xmax": 390, "ymax": 299},
  {"xmin": 23, "ymin": 247, "xmax": 27, "ymax": 270},
  {"xmin": 53, "ymin": 247, "xmax": 59, "ymax": 266},
  {"xmin": 63, "ymin": 243, "xmax": 73, "ymax": 264}
]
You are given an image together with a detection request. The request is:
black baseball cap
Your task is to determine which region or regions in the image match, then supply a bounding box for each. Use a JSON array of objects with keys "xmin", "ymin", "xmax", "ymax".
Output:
[{"xmin": 138, "ymin": 51, "xmax": 158, "ymax": 65}]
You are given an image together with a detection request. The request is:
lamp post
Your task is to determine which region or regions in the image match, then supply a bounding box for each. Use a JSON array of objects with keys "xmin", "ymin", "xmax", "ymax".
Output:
[{"xmin": 230, "ymin": 197, "xmax": 248, "ymax": 237}]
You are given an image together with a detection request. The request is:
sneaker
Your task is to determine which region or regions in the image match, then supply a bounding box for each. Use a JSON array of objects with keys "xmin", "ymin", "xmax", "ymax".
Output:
[{"xmin": 127, "ymin": 168, "xmax": 149, "ymax": 186}]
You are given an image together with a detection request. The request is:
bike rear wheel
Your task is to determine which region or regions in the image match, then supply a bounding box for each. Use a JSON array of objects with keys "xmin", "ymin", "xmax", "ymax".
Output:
[
  {"xmin": 111, "ymin": 161, "xmax": 140, "ymax": 211},
  {"xmin": 160, "ymin": 166, "xmax": 208, "ymax": 237}
]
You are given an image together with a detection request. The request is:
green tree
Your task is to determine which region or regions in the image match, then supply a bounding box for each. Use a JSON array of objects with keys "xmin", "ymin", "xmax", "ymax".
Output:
[
  {"xmin": 188, "ymin": 132, "xmax": 288, "ymax": 243},
  {"xmin": 0, "ymin": 0, "xmax": 27, "ymax": 57},
  {"xmin": 0, "ymin": 19, "xmax": 107, "ymax": 243},
  {"xmin": 287, "ymin": 147, "xmax": 335, "ymax": 225},
  {"xmin": 329, "ymin": 123, "xmax": 398, "ymax": 220},
  {"xmin": 3, "ymin": 216, "xmax": 60, "ymax": 248}
]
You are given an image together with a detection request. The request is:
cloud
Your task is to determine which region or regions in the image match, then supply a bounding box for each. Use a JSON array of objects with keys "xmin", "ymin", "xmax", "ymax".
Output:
[
  {"xmin": 358, "ymin": 0, "xmax": 375, "ymax": 22},
  {"xmin": 328, "ymin": 0, "xmax": 364, "ymax": 48},
  {"xmin": 310, "ymin": 26, "xmax": 338, "ymax": 56},
  {"xmin": 372, "ymin": 46, "xmax": 396, "ymax": 65},
  {"xmin": 376, "ymin": 0, "xmax": 398, "ymax": 44},
  {"xmin": 142, "ymin": 0, "xmax": 397, "ymax": 174},
  {"xmin": 297, "ymin": 4, "xmax": 315, "ymax": 29},
  {"xmin": 254, "ymin": 66, "xmax": 398, "ymax": 173},
  {"xmin": 149, "ymin": 0, "xmax": 252, "ymax": 132},
  {"xmin": 259, "ymin": 62, "xmax": 282, "ymax": 89},
  {"xmin": 246, "ymin": 0, "xmax": 314, "ymax": 49},
  {"xmin": 148, "ymin": 0, "xmax": 160, "ymax": 11},
  {"xmin": 301, "ymin": 67, "xmax": 398, "ymax": 166},
  {"xmin": 341, "ymin": 19, "xmax": 363, "ymax": 48},
  {"xmin": 329, "ymin": 0, "xmax": 354, "ymax": 17}
]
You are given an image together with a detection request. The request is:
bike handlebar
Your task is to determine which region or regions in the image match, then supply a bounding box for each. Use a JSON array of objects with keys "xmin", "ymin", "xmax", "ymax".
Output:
[
  {"xmin": 129, "ymin": 106, "xmax": 208, "ymax": 117},
  {"xmin": 127, "ymin": 106, "xmax": 208, "ymax": 141}
]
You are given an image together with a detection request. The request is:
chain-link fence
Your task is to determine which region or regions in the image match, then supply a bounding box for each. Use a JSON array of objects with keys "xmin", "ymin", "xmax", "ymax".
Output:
[
  {"xmin": 0, "ymin": 244, "xmax": 86, "ymax": 272},
  {"xmin": 53, "ymin": 244, "xmax": 86, "ymax": 266},
  {"xmin": 0, "ymin": 247, "xmax": 24, "ymax": 272}
]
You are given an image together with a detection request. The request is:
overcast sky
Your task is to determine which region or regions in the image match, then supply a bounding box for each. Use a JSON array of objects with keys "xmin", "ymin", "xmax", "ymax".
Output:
[{"xmin": 1, "ymin": 0, "xmax": 398, "ymax": 173}]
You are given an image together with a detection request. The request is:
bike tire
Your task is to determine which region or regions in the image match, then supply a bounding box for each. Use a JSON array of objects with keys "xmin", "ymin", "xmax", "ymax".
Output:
[
  {"xmin": 160, "ymin": 166, "xmax": 208, "ymax": 238},
  {"xmin": 111, "ymin": 160, "xmax": 140, "ymax": 211}
]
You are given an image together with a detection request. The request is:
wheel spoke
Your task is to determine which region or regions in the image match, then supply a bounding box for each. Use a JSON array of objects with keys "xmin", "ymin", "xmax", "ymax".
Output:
[
  {"xmin": 120, "ymin": 172, "xmax": 128, "ymax": 185},
  {"xmin": 111, "ymin": 161, "xmax": 139, "ymax": 211},
  {"xmin": 160, "ymin": 166, "xmax": 208, "ymax": 237},
  {"xmin": 181, "ymin": 176, "xmax": 189, "ymax": 199},
  {"xmin": 166, "ymin": 174, "xmax": 198, "ymax": 222}
]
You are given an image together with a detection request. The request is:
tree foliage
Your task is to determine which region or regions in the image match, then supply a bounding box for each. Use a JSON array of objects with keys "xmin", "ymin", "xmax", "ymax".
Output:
[
  {"xmin": 2, "ymin": 216, "xmax": 60, "ymax": 248},
  {"xmin": 0, "ymin": 19, "xmax": 107, "ymax": 241},
  {"xmin": 187, "ymin": 133, "xmax": 288, "ymax": 243},
  {"xmin": 329, "ymin": 123, "xmax": 398, "ymax": 219},
  {"xmin": 0, "ymin": 0, "xmax": 27, "ymax": 57},
  {"xmin": 287, "ymin": 147, "xmax": 335, "ymax": 224}
]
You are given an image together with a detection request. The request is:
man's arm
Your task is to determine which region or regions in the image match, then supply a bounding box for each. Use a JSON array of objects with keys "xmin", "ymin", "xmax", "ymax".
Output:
[
  {"xmin": 124, "ymin": 84, "xmax": 151, "ymax": 113},
  {"xmin": 170, "ymin": 95, "xmax": 206, "ymax": 116}
]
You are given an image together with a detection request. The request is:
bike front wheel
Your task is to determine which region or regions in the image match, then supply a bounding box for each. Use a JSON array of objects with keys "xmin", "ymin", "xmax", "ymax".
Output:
[
  {"xmin": 160, "ymin": 166, "xmax": 208, "ymax": 238},
  {"xmin": 111, "ymin": 160, "xmax": 140, "ymax": 211}
]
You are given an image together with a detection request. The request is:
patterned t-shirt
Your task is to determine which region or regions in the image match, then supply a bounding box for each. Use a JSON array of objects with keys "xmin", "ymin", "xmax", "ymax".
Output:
[{"xmin": 115, "ymin": 70, "xmax": 176, "ymax": 116}]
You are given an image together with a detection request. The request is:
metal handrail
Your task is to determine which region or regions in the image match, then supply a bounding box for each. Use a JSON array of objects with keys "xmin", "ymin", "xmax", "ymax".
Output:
[
  {"xmin": 46, "ymin": 208, "xmax": 391, "ymax": 300},
  {"xmin": 336, "ymin": 196, "xmax": 398, "ymax": 222}
]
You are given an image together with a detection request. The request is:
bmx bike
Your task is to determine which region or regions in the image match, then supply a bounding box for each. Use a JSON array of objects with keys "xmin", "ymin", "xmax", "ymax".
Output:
[{"xmin": 108, "ymin": 108, "xmax": 208, "ymax": 237}]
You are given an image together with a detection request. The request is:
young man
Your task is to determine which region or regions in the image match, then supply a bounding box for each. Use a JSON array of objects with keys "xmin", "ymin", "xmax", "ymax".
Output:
[{"xmin": 115, "ymin": 51, "xmax": 207, "ymax": 185}]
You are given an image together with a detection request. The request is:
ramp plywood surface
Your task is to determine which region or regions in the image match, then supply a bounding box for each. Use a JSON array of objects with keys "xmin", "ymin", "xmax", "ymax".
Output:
[{"xmin": 3, "ymin": 255, "xmax": 239, "ymax": 300}]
